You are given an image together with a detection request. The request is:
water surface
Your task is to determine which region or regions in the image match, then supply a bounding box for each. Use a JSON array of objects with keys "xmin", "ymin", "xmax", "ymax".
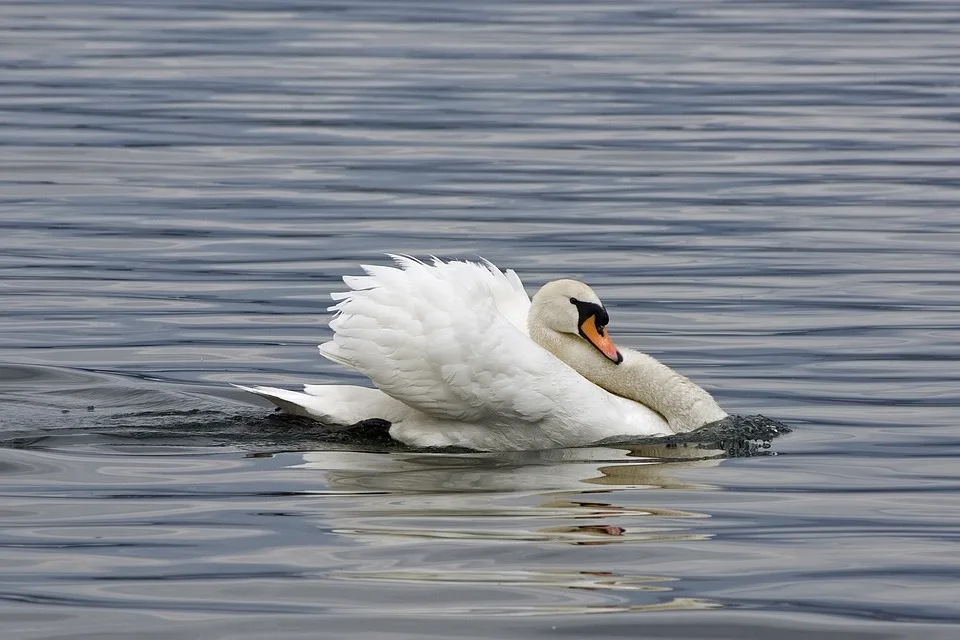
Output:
[{"xmin": 2, "ymin": 1, "xmax": 960, "ymax": 638}]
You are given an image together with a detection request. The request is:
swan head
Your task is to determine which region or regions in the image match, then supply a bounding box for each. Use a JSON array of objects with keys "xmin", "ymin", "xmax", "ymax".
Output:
[{"xmin": 530, "ymin": 279, "xmax": 624, "ymax": 365}]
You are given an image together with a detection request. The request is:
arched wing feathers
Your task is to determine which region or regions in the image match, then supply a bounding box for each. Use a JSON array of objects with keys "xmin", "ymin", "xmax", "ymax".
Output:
[{"xmin": 317, "ymin": 256, "xmax": 558, "ymax": 423}]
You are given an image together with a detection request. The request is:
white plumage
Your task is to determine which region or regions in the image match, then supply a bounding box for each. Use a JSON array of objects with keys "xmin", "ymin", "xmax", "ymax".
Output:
[{"xmin": 236, "ymin": 256, "xmax": 726, "ymax": 450}]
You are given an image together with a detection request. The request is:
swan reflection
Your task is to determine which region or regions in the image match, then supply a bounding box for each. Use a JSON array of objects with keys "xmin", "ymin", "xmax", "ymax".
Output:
[
  {"xmin": 291, "ymin": 443, "xmax": 722, "ymax": 494},
  {"xmin": 280, "ymin": 444, "xmax": 721, "ymax": 614}
]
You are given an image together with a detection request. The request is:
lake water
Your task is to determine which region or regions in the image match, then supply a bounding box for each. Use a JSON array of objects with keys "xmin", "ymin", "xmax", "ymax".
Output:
[{"xmin": 2, "ymin": 1, "xmax": 959, "ymax": 637}]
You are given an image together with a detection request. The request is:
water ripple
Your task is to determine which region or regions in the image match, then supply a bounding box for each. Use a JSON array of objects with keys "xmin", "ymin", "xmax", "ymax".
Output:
[{"xmin": 3, "ymin": 0, "xmax": 960, "ymax": 637}]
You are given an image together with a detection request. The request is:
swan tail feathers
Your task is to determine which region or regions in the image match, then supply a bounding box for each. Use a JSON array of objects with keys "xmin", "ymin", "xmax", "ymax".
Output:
[
  {"xmin": 232, "ymin": 384, "xmax": 328, "ymax": 420},
  {"xmin": 234, "ymin": 383, "xmax": 407, "ymax": 427}
]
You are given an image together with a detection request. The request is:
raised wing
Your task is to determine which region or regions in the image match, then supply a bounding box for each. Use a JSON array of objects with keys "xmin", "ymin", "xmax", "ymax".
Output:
[{"xmin": 318, "ymin": 256, "xmax": 558, "ymax": 423}]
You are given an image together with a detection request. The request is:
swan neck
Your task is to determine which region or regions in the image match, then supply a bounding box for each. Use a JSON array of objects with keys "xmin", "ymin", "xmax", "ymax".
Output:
[
  {"xmin": 529, "ymin": 323, "xmax": 726, "ymax": 432},
  {"xmin": 608, "ymin": 349, "xmax": 727, "ymax": 430}
]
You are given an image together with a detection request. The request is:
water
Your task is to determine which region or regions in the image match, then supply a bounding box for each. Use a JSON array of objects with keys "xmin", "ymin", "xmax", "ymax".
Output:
[{"xmin": 2, "ymin": 0, "xmax": 960, "ymax": 637}]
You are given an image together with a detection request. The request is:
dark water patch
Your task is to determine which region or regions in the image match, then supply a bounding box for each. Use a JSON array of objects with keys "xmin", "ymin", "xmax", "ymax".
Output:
[
  {"xmin": 0, "ymin": 363, "xmax": 790, "ymax": 457},
  {"xmin": 601, "ymin": 415, "xmax": 793, "ymax": 458}
]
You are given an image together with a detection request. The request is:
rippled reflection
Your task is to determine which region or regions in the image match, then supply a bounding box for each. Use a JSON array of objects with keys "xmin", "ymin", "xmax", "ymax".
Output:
[{"xmin": 296, "ymin": 446, "xmax": 722, "ymax": 493}]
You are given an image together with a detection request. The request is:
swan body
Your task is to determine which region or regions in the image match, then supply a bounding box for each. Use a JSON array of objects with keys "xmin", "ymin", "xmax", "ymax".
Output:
[{"xmin": 237, "ymin": 256, "xmax": 726, "ymax": 450}]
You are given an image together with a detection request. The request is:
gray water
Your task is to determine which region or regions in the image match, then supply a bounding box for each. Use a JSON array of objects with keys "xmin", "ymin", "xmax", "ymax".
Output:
[{"xmin": 2, "ymin": 1, "xmax": 960, "ymax": 637}]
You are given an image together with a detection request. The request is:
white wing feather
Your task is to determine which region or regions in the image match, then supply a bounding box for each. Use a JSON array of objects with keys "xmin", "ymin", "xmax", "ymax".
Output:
[{"xmin": 318, "ymin": 257, "xmax": 560, "ymax": 423}]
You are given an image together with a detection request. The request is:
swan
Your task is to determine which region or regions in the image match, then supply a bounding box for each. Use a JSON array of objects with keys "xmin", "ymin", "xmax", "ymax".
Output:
[{"xmin": 236, "ymin": 256, "xmax": 727, "ymax": 450}]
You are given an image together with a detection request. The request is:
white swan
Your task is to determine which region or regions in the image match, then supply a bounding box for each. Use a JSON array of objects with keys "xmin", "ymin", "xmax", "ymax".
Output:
[{"xmin": 236, "ymin": 256, "xmax": 727, "ymax": 450}]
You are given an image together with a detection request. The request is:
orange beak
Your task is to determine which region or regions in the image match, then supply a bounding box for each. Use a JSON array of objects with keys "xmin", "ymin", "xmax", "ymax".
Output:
[{"xmin": 579, "ymin": 315, "xmax": 623, "ymax": 364}]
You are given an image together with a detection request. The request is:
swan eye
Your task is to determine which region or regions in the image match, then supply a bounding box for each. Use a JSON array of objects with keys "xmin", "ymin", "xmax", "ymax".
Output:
[{"xmin": 569, "ymin": 297, "xmax": 578, "ymax": 304}]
